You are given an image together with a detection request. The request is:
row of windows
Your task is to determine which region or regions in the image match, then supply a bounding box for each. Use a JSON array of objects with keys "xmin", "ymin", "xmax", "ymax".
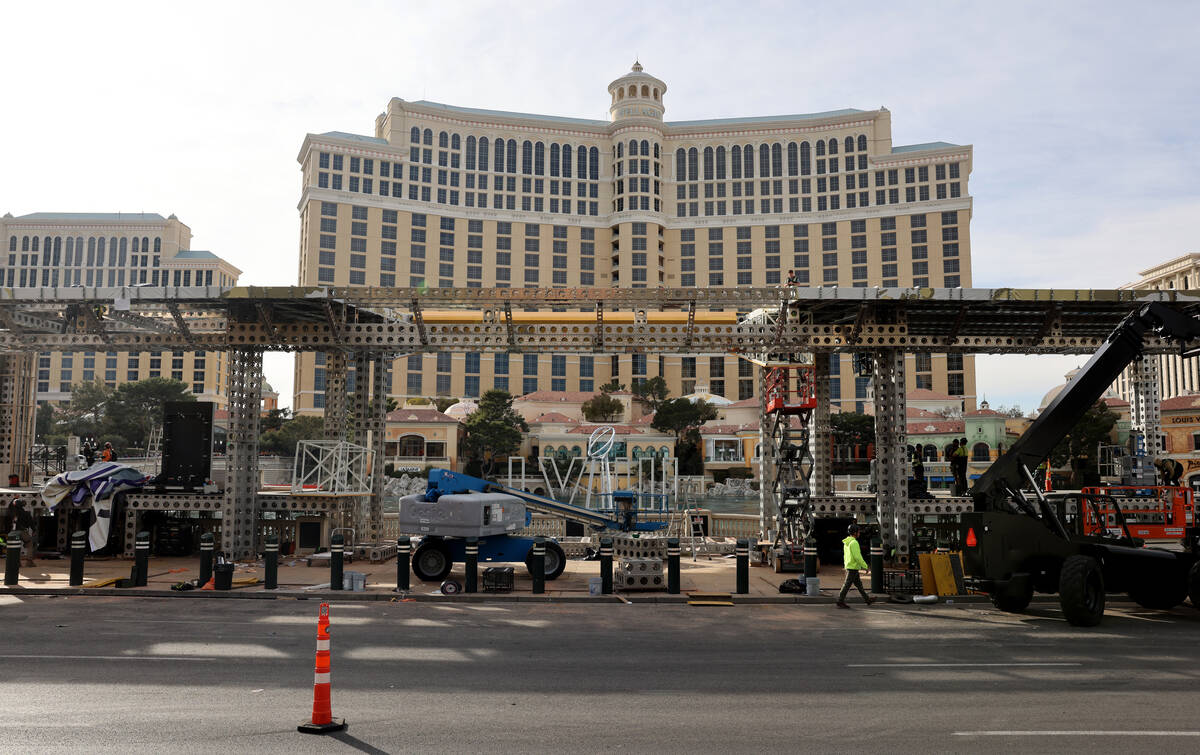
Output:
[
  {"xmin": 674, "ymin": 138, "xmax": 871, "ymax": 182},
  {"xmin": 398, "ymin": 132, "xmax": 604, "ymax": 181}
]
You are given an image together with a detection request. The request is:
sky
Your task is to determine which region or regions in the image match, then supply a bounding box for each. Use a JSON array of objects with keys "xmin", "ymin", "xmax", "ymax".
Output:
[{"xmin": 2, "ymin": 0, "xmax": 1198, "ymax": 414}]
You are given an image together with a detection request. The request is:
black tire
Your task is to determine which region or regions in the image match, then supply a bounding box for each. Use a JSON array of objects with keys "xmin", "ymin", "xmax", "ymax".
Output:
[
  {"xmin": 1129, "ymin": 575, "xmax": 1188, "ymax": 610},
  {"xmin": 1188, "ymin": 561, "xmax": 1200, "ymax": 610},
  {"xmin": 1059, "ymin": 555, "xmax": 1105, "ymax": 627},
  {"xmin": 989, "ymin": 582, "xmax": 1033, "ymax": 613},
  {"xmin": 525, "ymin": 540, "xmax": 567, "ymax": 581},
  {"xmin": 412, "ymin": 540, "xmax": 452, "ymax": 582}
]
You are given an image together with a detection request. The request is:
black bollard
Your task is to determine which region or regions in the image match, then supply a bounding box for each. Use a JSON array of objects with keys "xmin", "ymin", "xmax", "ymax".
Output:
[
  {"xmin": 395, "ymin": 536, "xmax": 411, "ymax": 592},
  {"xmin": 870, "ymin": 537, "xmax": 885, "ymax": 594},
  {"xmin": 667, "ymin": 537, "xmax": 681, "ymax": 595},
  {"xmin": 464, "ymin": 537, "xmax": 478, "ymax": 593},
  {"xmin": 330, "ymin": 533, "xmax": 344, "ymax": 591},
  {"xmin": 265, "ymin": 534, "xmax": 278, "ymax": 590},
  {"xmin": 69, "ymin": 530, "xmax": 87, "ymax": 587},
  {"xmin": 531, "ymin": 537, "xmax": 545, "ymax": 595},
  {"xmin": 199, "ymin": 532, "xmax": 214, "ymax": 586},
  {"xmin": 803, "ymin": 537, "xmax": 818, "ymax": 582},
  {"xmin": 599, "ymin": 536, "xmax": 613, "ymax": 595},
  {"xmin": 735, "ymin": 538, "xmax": 749, "ymax": 594},
  {"xmin": 4, "ymin": 529, "xmax": 20, "ymax": 586},
  {"xmin": 134, "ymin": 531, "xmax": 150, "ymax": 587}
]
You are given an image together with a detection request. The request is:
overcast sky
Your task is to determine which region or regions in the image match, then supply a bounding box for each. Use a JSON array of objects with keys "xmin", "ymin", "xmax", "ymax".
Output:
[{"xmin": 2, "ymin": 0, "xmax": 1197, "ymax": 414}]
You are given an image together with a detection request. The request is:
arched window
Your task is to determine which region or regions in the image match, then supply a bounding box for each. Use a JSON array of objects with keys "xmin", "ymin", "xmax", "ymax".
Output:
[
  {"xmin": 616, "ymin": 143, "xmax": 623, "ymax": 159},
  {"xmin": 628, "ymin": 139, "xmax": 637, "ymax": 157},
  {"xmin": 675, "ymin": 148, "xmax": 686, "ymax": 179},
  {"xmin": 641, "ymin": 84, "xmax": 649, "ymax": 97},
  {"xmin": 703, "ymin": 147, "xmax": 714, "ymax": 180},
  {"xmin": 7, "ymin": 236, "xmax": 15, "ymax": 252},
  {"xmin": 522, "ymin": 140, "xmax": 533, "ymax": 174},
  {"xmin": 544, "ymin": 445, "xmax": 555, "ymax": 457},
  {"xmin": 398, "ymin": 434, "xmax": 424, "ymax": 457},
  {"xmin": 410, "ymin": 126, "xmax": 420, "ymax": 144},
  {"xmin": 550, "ymin": 143, "xmax": 560, "ymax": 175},
  {"xmin": 632, "ymin": 446, "xmax": 642, "ymax": 460},
  {"xmin": 787, "ymin": 143, "xmax": 798, "ymax": 176},
  {"xmin": 715, "ymin": 146, "xmax": 726, "ymax": 179},
  {"xmin": 800, "ymin": 141, "xmax": 811, "ymax": 175},
  {"xmin": 561, "ymin": 144, "xmax": 572, "ymax": 177},
  {"xmin": 576, "ymin": 145, "xmax": 587, "ymax": 179},
  {"xmin": 153, "ymin": 237, "xmax": 161, "ymax": 253},
  {"xmin": 660, "ymin": 446, "xmax": 670, "ymax": 457},
  {"xmin": 687, "ymin": 148, "xmax": 698, "ymax": 181},
  {"xmin": 478, "ymin": 137, "xmax": 489, "ymax": 169},
  {"xmin": 589, "ymin": 147, "xmax": 599, "ymax": 179},
  {"xmin": 743, "ymin": 145, "xmax": 755, "ymax": 178},
  {"xmin": 653, "ymin": 88, "xmax": 659, "ymax": 100},
  {"xmin": 451, "ymin": 133, "xmax": 460, "ymax": 150},
  {"xmin": 64, "ymin": 236, "xmax": 73, "ymax": 262},
  {"xmin": 571, "ymin": 445, "xmax": 582, "ymax": 457},
  {"xmin": 640, "ymin": 139, "xmax": 649, "ymax": 156},
  {"xmin": 654, "ymin": 143, "xmax": 660, "ymax": 159},
  {"xmin": 438, "ymin": 131, "xmax": 448, "ymax": 148},
  {"xmin": 828, "ymin": 138, "xmax": 838, "ymax": 155},
  {"xmin": 535, "ymin": 142, "xmax": 545, "ymax": 175},
  {"xmin": 972, "ymin": 443, "xmax": 990, "ymax": 462},
  {"xmin": 618, "ymin": 86, "xmax": 624, "ymax": 99},
  {"xmin": 816, "ymin": 140, "xmax": 825, "ymax": 157},
  {"xmin": 132, "ymin": 237, "xmax": 139, "ymax": 254},
  {"xmin": 924, "ymin": 444, "xmax": 937, "ymax": 462},
  {"xmin": 465, "ymin": 136, "xmax": 476, "ymax": 170},
  {"xmin": 771, "ymin": 143, "xmax": 783, "ymax": 177},
  {"xmin": 731, "ymin": 146, "xmax": 741, "ymax": 178},
  {"xmin": 844, "ymin": 136, "xmax": 854, "ymax": 153},
  {"xmin": 423, "ymin": 128, "xmax": 433, "ymax": 145},
  {"xmin": 494, "ymin": 139, "xmax": 505, "ymax": 173},
  {"xmin": 507, "ymin": 139, "xmax": 517, "ymax": 173},
  {"xmin": 857, "ymin": 134, "xmax": 867, "ymax": 152}
]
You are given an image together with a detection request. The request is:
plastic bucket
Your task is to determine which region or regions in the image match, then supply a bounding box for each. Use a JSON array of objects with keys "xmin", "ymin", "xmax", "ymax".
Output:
[
  {"xmin": 588, "ymin": 577, "xmax": 603, "ymax": 596},
  {"xmin": 214, "ymin": 563, "xmax": 234, "ymax": 591},
  {"xmin": 343, "ymin": 571, "xmax": 366, "ymax": 591},
  {"xmin": 805, "ymin": 577, "xmax": 820, "ymax": 597}
]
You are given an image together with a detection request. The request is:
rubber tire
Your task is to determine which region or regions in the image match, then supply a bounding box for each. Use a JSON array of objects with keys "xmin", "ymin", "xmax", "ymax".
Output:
[
  {"xmin": 1189, "ymin": 561, "xmax": 1200, "ymax": 610},
  {"xmin": 1059, "ymin": 555, "xmax": 1105, "ymax": 627},
  {"xmin": 1129, "ymin": 575, "xmax": 1188, "ymax": 610},
  {"xmin": 989, "ymin": 582, "xmax": 1034, "ymax": 613},
  {"xmin": 525, "ymin": 541, "xmax": 567, "ymax": 581},
  {"xmin": 412, "ymin": 540, "xmax": 452, "ymax": 582}
]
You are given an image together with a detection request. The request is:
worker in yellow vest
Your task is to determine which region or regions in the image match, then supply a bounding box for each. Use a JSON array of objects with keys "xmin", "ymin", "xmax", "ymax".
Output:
[{"xmin": 837, "ymin": 523, "xmax": 874, "ymax": 608}]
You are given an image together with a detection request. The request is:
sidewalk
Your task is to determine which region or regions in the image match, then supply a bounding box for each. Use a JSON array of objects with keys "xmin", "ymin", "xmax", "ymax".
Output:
[{"xmin": 0, "ymin": 552, "xmax": 999, "ymax": 604}]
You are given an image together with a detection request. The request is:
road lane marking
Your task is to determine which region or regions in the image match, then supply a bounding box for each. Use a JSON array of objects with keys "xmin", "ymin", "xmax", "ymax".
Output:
[
  {"xmin": 954, "ymin": 731, "xmax": 1200, "ymax": 737},
  {"xmin": 0, "ymin": 654, "xmax": 212, "ymax": 662},
  {"xmin": 849, "ymin": 662, "xmax": 1082, "ymax": 668}
]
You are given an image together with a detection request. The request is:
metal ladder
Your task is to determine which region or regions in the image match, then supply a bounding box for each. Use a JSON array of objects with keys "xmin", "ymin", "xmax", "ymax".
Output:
[
  {"xmin": 685, "ymin": 495, "xmax": 708, "ymax": 562},
  {"xmin": 145, "ymin": 424, "xmax": 162, "ymax": 459}
]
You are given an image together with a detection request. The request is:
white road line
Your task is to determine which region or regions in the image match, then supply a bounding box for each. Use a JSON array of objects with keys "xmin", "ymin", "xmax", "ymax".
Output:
[
  {"xmin": 849, "ymin": 662, "xmax": 1082, "ymax": 668},
  {"xmin": 954, "ymin": 731, "xmax": 1200, "ymax": 737},
  {"xmin": 0, "ymin": 654, "xmax": 212, "ymax": 662}
]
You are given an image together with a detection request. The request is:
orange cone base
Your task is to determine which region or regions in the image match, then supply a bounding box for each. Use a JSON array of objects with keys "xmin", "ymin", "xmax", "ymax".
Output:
[{"xmin": 298, "ymin": 718, "xmax": 346, "ymax": 735}]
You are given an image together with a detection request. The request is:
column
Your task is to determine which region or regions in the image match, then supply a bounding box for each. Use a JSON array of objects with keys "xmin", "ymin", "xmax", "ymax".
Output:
[
  {"xmin": 0, "ymin": 352, "xmax": 35, "ymax": 485},
  {"xmin": 323, "ymin": 351, "xmax": 348, "ymax": 442},
  {"xmin": 222, "ymin": 348, "xmax": 263, "ymax": 559},
  {"xmin": 810, "ymin": 353, "xmax": 832, "ymax": 497},
  {"xmin": 1129, "ymin": 354, "xmax": 1163, "ymax": 462},
  {"xmin": 369, "ymin": 355, "xmax": 387, "ymax": 543},
  {"xmin": 872, "ymin": 350, "xmax": 909, "ymax": 564}
]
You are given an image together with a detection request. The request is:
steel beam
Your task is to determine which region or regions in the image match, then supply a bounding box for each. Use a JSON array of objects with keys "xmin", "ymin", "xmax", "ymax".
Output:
[
  {"xmin": 323, "ymin": 351, "xmax": 348, "ymax": 442},
  {"xmin": 222, "ymin": 348, "xmax": 262, "ymax": 559},
  {"xmin": 872, "ymin": 350, "xmax": 909, "ymax": 564}
]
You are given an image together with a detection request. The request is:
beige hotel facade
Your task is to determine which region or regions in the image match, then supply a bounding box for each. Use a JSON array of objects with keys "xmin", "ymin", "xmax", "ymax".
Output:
[
  {"xmin": 293, "ymin": 63, "xmax": 976, "ymax": 414},
  {"xmin": 1, "ymin": 212, "xmax": 241, "ymax": 406}
]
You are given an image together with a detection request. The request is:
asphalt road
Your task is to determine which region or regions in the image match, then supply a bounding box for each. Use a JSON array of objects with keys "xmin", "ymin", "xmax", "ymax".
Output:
[{"xmin": 1, "ymin": 594, "xmax": 1199, "ymax": 753}]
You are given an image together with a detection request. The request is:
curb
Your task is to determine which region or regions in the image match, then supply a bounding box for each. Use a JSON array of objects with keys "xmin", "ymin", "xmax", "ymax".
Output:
[{"xmin": 0, "ymin": 585, "xmax": 1029, "ymax": 605}]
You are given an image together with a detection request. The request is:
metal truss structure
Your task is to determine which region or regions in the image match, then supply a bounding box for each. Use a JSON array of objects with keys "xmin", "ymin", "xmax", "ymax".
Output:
[
  {"xmin": 2, "ymin": 284, "xmax": 1192, "ymax": 563},
  {"xmin": 292, "ymin": 440, "xmax": 374, "ymax": 496}
]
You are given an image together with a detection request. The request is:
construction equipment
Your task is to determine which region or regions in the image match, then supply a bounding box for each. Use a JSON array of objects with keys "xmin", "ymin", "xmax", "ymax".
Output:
[
  {"xmin": 762, "ymin": 362, "xmax": 818, "ymax": 569},
  {"xmin": 963, "ymin": 302, "xmax": 1200, "ymax": 625},
  {"xmin": 396, "ymin": 469, "xmax": 669, "ymax": 583}
]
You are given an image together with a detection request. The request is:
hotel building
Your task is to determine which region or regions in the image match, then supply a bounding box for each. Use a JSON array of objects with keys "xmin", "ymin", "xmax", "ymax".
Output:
[{"xmin": 293, "ymin": 63, "xmax": 976, "ymax": 414}]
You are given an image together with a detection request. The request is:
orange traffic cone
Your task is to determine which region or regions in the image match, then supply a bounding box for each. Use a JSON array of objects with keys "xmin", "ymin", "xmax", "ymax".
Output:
[
  {"xmin": 199, "ymin": 576, "xmax": 215, "ymax": 590},
  {"xmin": 298, "ymin": 602, "xmax": 346, "ymax": 734}
]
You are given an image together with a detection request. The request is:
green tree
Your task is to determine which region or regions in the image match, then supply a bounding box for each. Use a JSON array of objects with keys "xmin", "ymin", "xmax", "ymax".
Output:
[
  {"xmin": 462, "ymin": 390, "xmax": 529, "ymax": 477},
  {"xmin": 35, "ymin": 402, "xmax": 56, "ymax": 441},
  {"xmin": 652, "ymin": 398, "xmax": 718, "ymax": 474},
  {"xmin": 62, "ymin": 381, "xmax": 113, "ymax": 437},
  {"xmin": 259, "ymin": 415, "xmax": 326, "ymax": 457},
  {"xmin": 631, "ymin": 376, "xmax": 669, "ymax": 412},
  {"xmin": 262, "ymin": 407, "xmax": 292, "ymax": 432},
  {"xmin": 1048, "ymin": 400, "xmax": 1118, "ymax": 486},
  {"xmin": 581, "ymin": 393, "xmax": 624, "ymax": 422},
  {"xmin": 103, "ymin": 378, "xmax": 195, "ymax": 450}
]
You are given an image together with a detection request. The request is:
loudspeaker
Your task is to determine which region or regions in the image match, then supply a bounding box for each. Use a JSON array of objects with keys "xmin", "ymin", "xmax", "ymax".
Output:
[{"xmin": 161, "ymin": 401, "xmax": 215, "ymax": 488}]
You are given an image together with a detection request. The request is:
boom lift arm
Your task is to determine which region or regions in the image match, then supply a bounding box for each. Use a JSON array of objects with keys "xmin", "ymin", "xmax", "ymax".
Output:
[{"xmin": 971, "ymin": 302, "xmax": 1200, "ymax": 516}]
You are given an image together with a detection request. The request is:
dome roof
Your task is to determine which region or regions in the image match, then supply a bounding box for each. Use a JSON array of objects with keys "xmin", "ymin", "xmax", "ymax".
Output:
[
  {"xmin": 443, "ymin": 399, "xmax": 479, "ymax": 420},
  {"xmin": 1038, "ymin": 367, "xmax": 1123, "ymax": 412}
]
